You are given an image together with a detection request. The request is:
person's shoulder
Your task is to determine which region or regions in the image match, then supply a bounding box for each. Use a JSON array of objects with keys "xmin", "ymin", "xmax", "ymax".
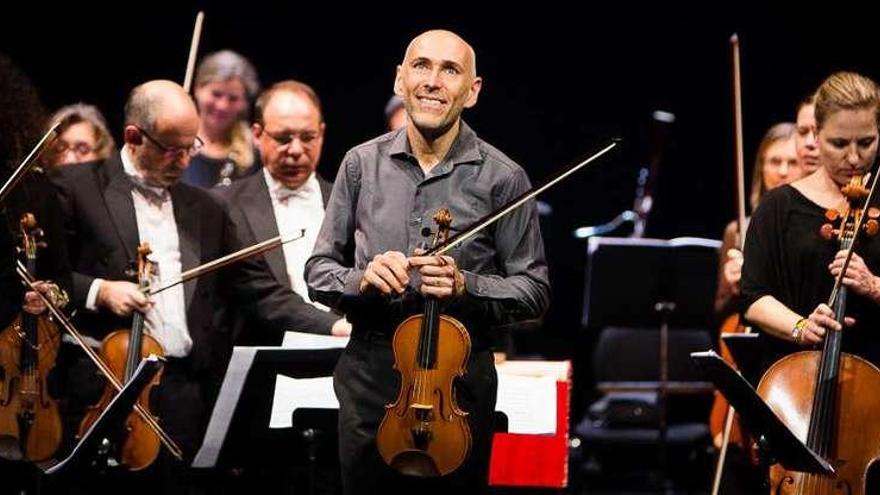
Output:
[
  {"xmin": 758, "ymin": 184, "xmax": 797, "ymax": 209},
  {"xmin": 176, "ymin": 180, "xmax": 228, "ymax": 210},
  {"xmin": 722, "ymin": 219, "xmax": 738, "ymax": 239},
  {"xmin": 214, "ymin": 168, "xmax": 262, "ymax": 200},
  {"xmin": 52, "ymin": 159, "xmax": 103, "ymax": 181},
  {"xmin": 346, "ymin": 129, "xmax": 400, "ymax": 158},
  {"xmin": 49, "ymin": 159, "xmax": 108, "ymax": 191},
  {"xmin": 476, "ymin": 138, "xmax": 525, "ymax": 177},
  {"xmin": 750, "ymin": 184, "xmax": 800, "ymax": 226}
]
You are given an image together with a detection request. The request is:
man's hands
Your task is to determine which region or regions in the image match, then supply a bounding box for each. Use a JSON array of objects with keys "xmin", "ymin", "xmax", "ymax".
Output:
[
  {"xmin": 22, "ymin": 281, "xmax": 51, "ymax": 315},
  {"xmin": 359, "ymin": 250, "xmax": 465, "ymax": 300},
  {"xmin": 722, "ymin": 248, "xmax": 743, "ymax": 294},
  {"xmin": 331, "ymin": 318, "xmax": 352, "ymax": 337},
  {"xmin": 97, "ymin": 280, "xmax": 152, "ymax": 317}
]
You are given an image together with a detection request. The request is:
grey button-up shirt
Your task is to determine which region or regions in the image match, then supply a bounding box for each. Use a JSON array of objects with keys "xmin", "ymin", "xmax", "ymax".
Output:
[{"xmin": 305, "ymin": 122, "xmax": 550, "ymax": 347}]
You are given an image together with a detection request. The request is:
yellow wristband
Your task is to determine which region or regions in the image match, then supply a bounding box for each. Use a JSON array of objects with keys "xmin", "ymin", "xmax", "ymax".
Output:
[{"xmin": 791, "ymin": 318, "xmax": 808, "ymax": 344}]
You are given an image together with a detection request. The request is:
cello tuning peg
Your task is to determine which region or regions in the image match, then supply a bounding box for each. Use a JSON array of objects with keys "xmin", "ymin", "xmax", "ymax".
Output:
[
  {"xmin": 825, "ymin": 209, "xmax": 840, "ymax": 222},
  {"xmin": 819, "ymin": 223, "xmax": 836, "ymax": 240},
  {"xmin": 864, "ymin": 219, "xmax": 879, "ymax": 236}
]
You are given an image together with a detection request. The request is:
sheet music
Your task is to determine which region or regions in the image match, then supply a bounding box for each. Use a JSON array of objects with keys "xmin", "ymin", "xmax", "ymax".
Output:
[
  {"xmin": 269, "ymin": 375, "xmax": 339, "ymax": 429},
  {"xmin": 495, "ymin": 373, "xmax": 558, "ymax": 435},
  {"xmin": 282, "ymin": 331, "xmax": 349, "ymax": 349}
]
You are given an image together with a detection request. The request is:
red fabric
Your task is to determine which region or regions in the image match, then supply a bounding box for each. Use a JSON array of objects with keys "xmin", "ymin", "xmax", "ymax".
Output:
[{"xmin": 488, "ymin": 380, "xmax": 570, "ymax": 488}]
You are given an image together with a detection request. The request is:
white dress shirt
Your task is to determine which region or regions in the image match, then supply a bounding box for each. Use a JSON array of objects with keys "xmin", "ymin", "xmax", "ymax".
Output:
[
  {"xmin": 263, "ymin": 168, "xmax": 327, "ymax": 310},
  {"xmin": 86, "ymin": 147, "xmax": 192, "ymax": 357}
]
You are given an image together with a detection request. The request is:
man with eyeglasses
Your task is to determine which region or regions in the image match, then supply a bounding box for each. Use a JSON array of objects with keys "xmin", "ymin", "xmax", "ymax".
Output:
[
  {"xmin": 217, "ymin": 80, "xmax": 351, "ymax": 339},
  {"xmin": 50, "ymin": 79, "xmax": 331, "ymax": 492}
]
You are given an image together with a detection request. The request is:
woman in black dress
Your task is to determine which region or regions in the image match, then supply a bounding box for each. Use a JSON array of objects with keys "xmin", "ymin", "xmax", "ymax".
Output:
[{"xmin": 742, "ymin": 71, "xmax": 880, "ymax": 372}]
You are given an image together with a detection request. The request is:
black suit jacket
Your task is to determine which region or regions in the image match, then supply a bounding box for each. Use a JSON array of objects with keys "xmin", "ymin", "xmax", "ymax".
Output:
[
  {"xmin": 215, "ymin": 170, "xmax": 337, "ymax": 340},
  {"xmin": 52, "ymin": 155, "xmax": 329, "ymax": 374}
]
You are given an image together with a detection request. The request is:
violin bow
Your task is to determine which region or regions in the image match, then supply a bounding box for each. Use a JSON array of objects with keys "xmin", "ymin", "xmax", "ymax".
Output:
[
  {"xmin": 0, "ymin": 121, "xmax": 61, "ymax": 205},
  {"xmin": 711, "ymin": 32, "xmax": 747, "ymax": 495},
  {"xmin": 426, "ymin": 140, "xmax": 619, "ymax": 257},
  {"xmin": 149, "ymin": 229, "xmax": 305, "ymax": 296},
  {"xmin": 182, "ymin": 11, "xmax": 205, "ymax": 93},
  {"xmin": 731, "ymin": 34, "xmax": 747, "ymax": 250}
]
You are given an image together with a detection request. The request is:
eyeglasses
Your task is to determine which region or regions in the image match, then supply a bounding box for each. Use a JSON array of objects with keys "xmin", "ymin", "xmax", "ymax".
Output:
[
  {"xmin": 259, "ymin": 126, "xmax": 322, "ymax": 148},
  {"xmin": 134, "ymin": 125, "xmax": 204, "ymax": 158},
  {"xmin": 51, "ymin": 140, "xmax": 96, "ymax": 157}
]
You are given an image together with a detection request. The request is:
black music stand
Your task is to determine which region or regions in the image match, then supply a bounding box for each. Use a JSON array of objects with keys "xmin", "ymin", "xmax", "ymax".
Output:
[
  {"xmin": 690, "ymin": 351, "xmax": 833, "ymax": 475},
  {"xmin": 582, "ymin": 236, "xmax": 721, "ymax": 330},
  {"xmin": 192, "ymin": 346, "xmax": 342, "ymax": 492},
  {"xmin": 41, "ymin": 355, "xmax": 164, "ymax": 481},
  {"xmin": 581, "ymin": 236, "xmax": 720, "ymax": 491},
  {"xmin": 721, "ymin": 332, "xmax": 762, "ymax": 386}
]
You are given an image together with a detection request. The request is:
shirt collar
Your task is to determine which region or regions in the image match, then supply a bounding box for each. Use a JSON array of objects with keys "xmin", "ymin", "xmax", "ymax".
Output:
[
  {"xmin": 389, "ymin": 120, "xmax": 483, "ymax": 169},
  {"xmin": 263, "ymin": 167, "xmax": 320, "ymax": 203},
  {"xmin": 121, "ymin": 145, "xmax": 169, "ymax": 202}
]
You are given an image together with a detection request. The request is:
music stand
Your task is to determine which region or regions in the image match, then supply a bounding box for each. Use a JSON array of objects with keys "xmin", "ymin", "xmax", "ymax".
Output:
[
  {"xmin": 582, "ymin": 236, "xmax": 720, "ymax": 489},
  {"xmin": 690, "ymin": 351, "xmax": 833, "ymax": 475},
  {"xmin": 41, "ymin": 355, "xmax": 164, "ymax": 480},
  {"xmin": 721, "ymin": 332, "xmax": 762, "ymax": 386},
  {"xmin": 582, "ymin": 236, "xmax": 721, "ymax": 329},
  {"xmin": 192, "ymin": 346, "xmax": 342, "ymax": 491}
]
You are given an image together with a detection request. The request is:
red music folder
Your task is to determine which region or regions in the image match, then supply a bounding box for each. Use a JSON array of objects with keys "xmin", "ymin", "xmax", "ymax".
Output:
[{"xmin": 489, "ymin": 360, "xmax": 571, "ymax": 488}]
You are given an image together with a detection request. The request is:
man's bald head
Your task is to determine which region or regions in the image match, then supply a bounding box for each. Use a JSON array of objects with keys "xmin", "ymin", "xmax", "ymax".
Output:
[
  {"xmin": 402, "ymin": 30, "xmax": 477, "ymax": 79},
  {"xmin": 394, "ymin": 30, "xmax": 483, "ymax": 140},
  {"xmin": 123, "ymin": 80, "xmax": 201, "ymax": 187},
  {"xmin": 125, "ymin": 80, "xmax": 199, "ymax": 135}
]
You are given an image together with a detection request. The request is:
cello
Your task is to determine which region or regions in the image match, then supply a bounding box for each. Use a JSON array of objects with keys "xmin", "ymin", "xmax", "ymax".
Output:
[
  {"xmin": 376, "ymin": 208, "xmax": 472, "ymax": 477},
  {"xmin": 78, "ymin": 242, "xmax": 166, "ymax": 470},
  {"xmin": 758, "ymin": 174, "xmax": 880, "ymax": 494},
  {"xmin": 0, "ymin": 212, "xmax": 63, "ymax": 461}
]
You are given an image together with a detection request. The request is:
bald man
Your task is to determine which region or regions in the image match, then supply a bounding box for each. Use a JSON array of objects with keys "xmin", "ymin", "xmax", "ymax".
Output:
[
  {"xmin": 52, "ymin": 80, "xmax": 327, "ymax": 492},
  {"xmin": 307, "ymin": 31, "xmax": 550, "ymax": 494}
]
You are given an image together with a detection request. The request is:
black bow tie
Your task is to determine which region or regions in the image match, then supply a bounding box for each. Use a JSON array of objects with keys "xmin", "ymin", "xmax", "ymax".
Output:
[{"xmin": 128, "ymin": 175, "xmax": 170, "ymax": 205}]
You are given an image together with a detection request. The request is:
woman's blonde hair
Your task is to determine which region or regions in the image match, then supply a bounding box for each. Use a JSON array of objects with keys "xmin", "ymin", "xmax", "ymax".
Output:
[
  {"xmin": 814, "ymin": 71, "xmax": 880, "ymax": 130},
  {"xmin": 749, "ymin": 122, "xmax": 797, "ymax": 210}
]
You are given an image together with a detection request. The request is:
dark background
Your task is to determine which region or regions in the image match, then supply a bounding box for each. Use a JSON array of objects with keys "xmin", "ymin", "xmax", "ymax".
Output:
[{"xmin": 4, "ymin": 1, "xmax": 878, "ymax": 406}]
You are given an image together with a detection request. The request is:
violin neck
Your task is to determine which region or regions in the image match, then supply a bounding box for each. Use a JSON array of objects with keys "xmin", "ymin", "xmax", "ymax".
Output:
[
  {"xmin": 20, "ymin": 255, "xmax": 38, "ymax": 373},
  {"xmin": 125, "ymin": 282, "xmax": 149, "ymax": 383},
  {"xmin": 417, "ymin": 298, "xmax": 440, "ymax": 370}
]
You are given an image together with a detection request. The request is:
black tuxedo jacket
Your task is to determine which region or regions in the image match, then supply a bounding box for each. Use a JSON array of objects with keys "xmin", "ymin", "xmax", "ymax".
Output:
[
  {"xmin": 216, "ymin": 170, "xmax": 337, "ymax": 339},
  {"xmin": 52, "ymin": 155, "xmax": 327, "ymax": 373}
]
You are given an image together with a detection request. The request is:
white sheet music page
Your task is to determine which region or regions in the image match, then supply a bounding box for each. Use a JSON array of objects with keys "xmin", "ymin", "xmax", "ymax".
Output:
[
  {"xmin": 495, "ymin": 360, "xmax": 570, "ymax": 435},
  {"xmin": 281, "ymin": 331, "xmax": 349, "ymax": 349},
  {"xmin": 269, "ymin": 375, "xmax": 338, "ymax": 428}
]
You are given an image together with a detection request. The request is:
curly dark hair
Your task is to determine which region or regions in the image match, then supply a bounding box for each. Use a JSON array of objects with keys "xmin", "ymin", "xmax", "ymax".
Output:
[{"xmin": 0, "ymin": 52, "xmax": 47, "ymax": 170}]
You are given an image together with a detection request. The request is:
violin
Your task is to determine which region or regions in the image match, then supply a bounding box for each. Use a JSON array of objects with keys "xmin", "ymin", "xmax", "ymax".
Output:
[
  {"xmin": 376, "ymin": 208, "xmax": 472, "ymax": 477},
  {"xmin": 0, "ymin": 213, "xmax": 63, "ymax": 461},
  {"xmin": 758, "ymin": 174, "xmax": 880, "ymax": 494},
  {"xmin": 78, "ymin": 243, "xmax": 166, "ymax": 470}
]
